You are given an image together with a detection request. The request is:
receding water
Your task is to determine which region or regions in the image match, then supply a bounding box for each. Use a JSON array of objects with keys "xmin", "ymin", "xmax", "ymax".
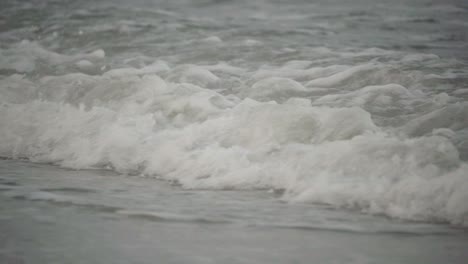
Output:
[{"xmin": 1, "ymin": 160, "xmax": 468, "ymax": 264}]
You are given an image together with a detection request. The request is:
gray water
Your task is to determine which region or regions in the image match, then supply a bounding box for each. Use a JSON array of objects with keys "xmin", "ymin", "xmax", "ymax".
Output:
[
  {"xmin": 1, "ymin": 159, "xmax": 468, "ymax": 264},
  {"xmin": 1, "ymin": 0, "xmax": 468, "ymax": 263}
]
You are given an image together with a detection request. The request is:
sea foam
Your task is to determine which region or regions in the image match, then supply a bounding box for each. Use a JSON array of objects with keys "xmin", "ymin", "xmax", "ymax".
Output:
[{"xmin": 1, "ymin": 43, "xmax": 468, "ymax": 227}]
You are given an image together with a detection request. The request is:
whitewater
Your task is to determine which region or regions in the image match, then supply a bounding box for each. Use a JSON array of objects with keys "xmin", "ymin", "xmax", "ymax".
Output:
[{"xmin": 1, "ymin": 0, "xmax": 468, "ymax": 263}]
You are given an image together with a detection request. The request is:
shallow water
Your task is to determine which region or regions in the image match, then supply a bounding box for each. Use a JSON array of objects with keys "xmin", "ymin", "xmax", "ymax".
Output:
[
  {"xmin": 1, "ymin": 159, "xmax": 468, "ymax": 264},
  {"xmin": 1, "ymin": 0, "xmax": 468, "ymax": 262}
]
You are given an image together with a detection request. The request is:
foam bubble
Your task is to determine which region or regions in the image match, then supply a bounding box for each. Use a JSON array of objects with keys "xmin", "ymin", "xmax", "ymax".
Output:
[
  {"xmin": 0, "ymin": 42, "xmax": 106, "ymax": 74},
  {"xmin": 247, "ymin": 77, "xmax": 307, "ymax": 101},
  {"xmin": 76, "ymin": 60, "xmax": 96, "ymax": 73}
]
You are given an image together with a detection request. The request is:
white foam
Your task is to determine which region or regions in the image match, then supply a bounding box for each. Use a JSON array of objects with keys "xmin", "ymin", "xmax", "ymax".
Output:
[
  {"xmin": 76, "ymin": 60, "xmax": 95, "ymax": 72},
  {"xmin": 402, "ymin": 102, "xmax": 468, "ymax": 137},
  {"xmin": 247, "ymin": 77, "xmax": 307, "ymax": 101},
  {"xmin": 306, "ymin": 64, "xmax": 376, "ymax": 88},
  {"xmin": 201, "ymin": 36, "xmax": 222, "ymax": 44},
  {"xmin": 166, "ymin": 65, "xmax": 220, "ymax": 88},
  {"xmin": 0, "ymin": 41, "xmax": 106, "ymax": 73},
  {"xmin": 243, "ymin": 39, "xmax": 262, "ymax": 46},
  {"xmin": 87, "ymin": 49, "xmax": 106, "ymax": 59},
  {"xmin": 1, "ymin": 52, "xmax": 468, "ymax": 227}
]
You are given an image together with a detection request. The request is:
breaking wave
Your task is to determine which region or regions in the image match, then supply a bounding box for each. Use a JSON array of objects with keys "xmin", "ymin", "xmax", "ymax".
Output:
[{"xmin": 1, "ymin": 41, "xmax": 468, "ymax": 227}]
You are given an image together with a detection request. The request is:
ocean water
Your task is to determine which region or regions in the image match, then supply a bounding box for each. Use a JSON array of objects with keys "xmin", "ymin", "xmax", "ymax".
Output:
[{"xmin": 1, "ymin": 0, "xmax": 468, "ymax": 263}]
